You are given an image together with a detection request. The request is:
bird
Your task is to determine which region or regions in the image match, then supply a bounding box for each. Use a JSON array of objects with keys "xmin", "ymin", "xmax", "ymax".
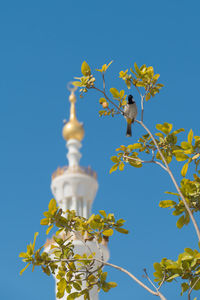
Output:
[{"xmin": 123, "ymin": 94, "xmax": 137, "ymax": 137}]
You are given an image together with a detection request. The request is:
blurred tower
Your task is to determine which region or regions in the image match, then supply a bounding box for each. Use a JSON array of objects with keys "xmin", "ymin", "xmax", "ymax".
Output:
[{"xmin": 46, "ymin": 87, "xmax": 109, "ymax": 299}]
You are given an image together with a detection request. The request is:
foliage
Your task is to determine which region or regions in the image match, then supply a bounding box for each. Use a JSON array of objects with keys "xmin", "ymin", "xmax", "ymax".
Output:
[
  {"xmin": 20, "ymin": 61, "xmax": 200, "ymax": 300},
  {"xmin": 153, "ymin": 248, "xmax": 200, "ymax": 295},
  {"xmin": 20, "ymin": 199, "xmax": 127, "ymax": 299}
]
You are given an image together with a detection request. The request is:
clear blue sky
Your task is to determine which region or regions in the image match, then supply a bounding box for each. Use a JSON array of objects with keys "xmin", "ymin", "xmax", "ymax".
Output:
[{"xmin": 1, "ymin": 0, "xmax": 200, "ymax": 299}]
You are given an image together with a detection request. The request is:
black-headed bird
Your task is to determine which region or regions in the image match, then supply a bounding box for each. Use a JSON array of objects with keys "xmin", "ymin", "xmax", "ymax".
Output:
[{"xmin": 123, "ymin": 95, "xmax": 137, "ymax": 137}]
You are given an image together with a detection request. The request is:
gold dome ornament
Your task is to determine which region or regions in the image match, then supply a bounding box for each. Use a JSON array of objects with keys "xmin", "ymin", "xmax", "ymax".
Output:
[{"xmin": 62, "ymin": 85, "xmax": 84, "ymax": 142}]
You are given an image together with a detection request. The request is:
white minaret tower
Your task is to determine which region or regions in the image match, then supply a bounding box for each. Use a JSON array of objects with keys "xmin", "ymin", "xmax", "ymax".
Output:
[{"xmin": 46, "ymin": 87, "xmax": 109, "ymax": 300}]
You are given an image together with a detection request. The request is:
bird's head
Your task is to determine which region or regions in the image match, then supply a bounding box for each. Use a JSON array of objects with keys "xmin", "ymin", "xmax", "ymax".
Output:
[{"xmin": 128, "ymin": 94, "xmax": 135, "ymax": 104}]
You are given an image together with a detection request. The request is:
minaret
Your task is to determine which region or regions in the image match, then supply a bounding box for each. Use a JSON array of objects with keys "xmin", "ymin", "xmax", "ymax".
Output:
[
  {"xmin": 47, "ymin": 86, "xmax": 109, "ymax": 300},
  {"xmin": 51, "ymin": 88, "xmax": 98, "ymax": 218}
]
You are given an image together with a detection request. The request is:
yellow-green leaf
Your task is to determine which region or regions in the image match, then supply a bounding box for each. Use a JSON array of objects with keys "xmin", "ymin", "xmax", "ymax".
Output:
[
  {"xmin": 40, "ymin": 218, "xmax": 49, "ymax": 225},
  {"xmin": 99, "ymin": 210, "xmax": 107, "ymax": 218},
  {"xmin": 181, "ymin": 162, "xmax": 189, "ymax": 177},
  {"xmin": 110, "ymin": 164, "xmax": 118, "ymax": 174},
  {"xmin": 153, "ymin": 74, "xmax": 160, "ymax": 81},
  {"xmin": 108, "ymin": 282, "xmax": 117, "ymax": 288},
  {"xmin": 119, "ymin": 90, "xmax": 125, "ymax": 98},
  {"xmin": 48, "ymin": 198, "xmax": 57, "ymax": 213},
  {"xmin": 110, "ymin": 88, "xmax": 120, "ymax": 99},
  {"xmin": 72, "ymin": 81, "xmax": 82, "ymax": 87},
  {"xmin": 188, "ymin": 129, "xmax": 193, "ymax": 144},
  {"xmin": 46, "ymin": 225, "xmax": 53, "ymax": 235},
  {"xmin": 115, "ymin": 228, "xmax": 129, "ymax": 234},
  {"xmin": 20, "ymin": 263, "xmax": 31, "ymax": 275},
  {"xmin": 159, "ymin": 200, "xmax": 176, "ymax": 208},
  {"xmin": 118, "ymin": 162, "xmax": 124, "ymax": 171},
  {"xmin": 156, "ymin": 123, "xmax": 173, "ymax": 134},
  {"xmin": 174, "ymin": 152, "xmax": 189, "ymax": 162},
  {"xmin": 176, "ymin": 215, "xmax": 185, "ymax": 229},
  {"xmin": 134, "ymin": 63, "xmax": 141, "ymax": 76},
  {"xmin": 81, "ymin": 61, "xmax": 91, "ymax": 76},
  {"xmin": 145, "ymin": 93, "xmax": 151, "ymax": 101},
  {"xmin": 33, "ymin": 232, "xmax": 39, "ymax": 249},
  {"xmin": 102, "ymin": 228, "xmax": 114, "ymax": 236}
]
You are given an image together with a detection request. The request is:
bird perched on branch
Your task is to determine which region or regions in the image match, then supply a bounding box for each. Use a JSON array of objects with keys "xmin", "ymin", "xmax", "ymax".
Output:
[{"xmin": 123, "ymin": 94, "xmax": 137, "ymax": 137}]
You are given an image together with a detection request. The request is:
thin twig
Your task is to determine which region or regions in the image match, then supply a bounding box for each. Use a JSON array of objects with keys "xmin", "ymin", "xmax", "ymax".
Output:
[
  {"xmin": 188, "ymin": 277, "xmax": 200, "ymax": 300},
  {"xmin": 143, "ymin": 269, "xmax": 167, "ymax": 300},
  {"xmin": 123, "ymin": 155, "xmax": 167, "ymax": 172},
  {"xmin": 102, "ymin": 74, "xmax": 105, "ymax": 92},
  {"xmin": 92, "ymin": 86, "xmax": 124, "ymax": 115},
  {"xmin": 158, "ymin": 274, "xmax": 166, "ymax": 291}
]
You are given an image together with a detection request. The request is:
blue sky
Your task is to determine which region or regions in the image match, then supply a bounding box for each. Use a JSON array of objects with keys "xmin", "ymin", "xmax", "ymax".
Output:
[{"xmin": 1, "ymin": 0, "xmax": 200, "ymax": 299}]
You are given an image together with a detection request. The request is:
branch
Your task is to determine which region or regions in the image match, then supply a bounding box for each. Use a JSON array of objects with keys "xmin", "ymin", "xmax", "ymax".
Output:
[
  {"xmin": 123, "ymin": 155, "xmax": 167, "ymax": 172},
  {"xmin": 144, "ymin": 269, "xmax": 166, "ymax": 300},
  {"xmin": 57, "ymin": 257, "xmax": 166, "ymax": 299},
  {"xmin": 102, "ymin": 74, "xmax": 105, "ymax": 92},
  {"xmin": 136, "ymin": 120, "xmax": 200, "ymax": 243},
  {"xmin": 90, "ymin": 84, "xmax": 200, "ymax": 241},
  {"xmin": 92, "ymin": 86, "xmax": 124, "ymax": 115},
  {"xmin": 188, "ymin": 277, "xmax": 200, "ymax": 300}
]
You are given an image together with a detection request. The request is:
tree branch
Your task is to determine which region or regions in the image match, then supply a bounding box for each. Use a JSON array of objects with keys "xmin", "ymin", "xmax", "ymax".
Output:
[
  {"xmin": 188, "ymin": 277, "xmax": 200, "ymax": 300},
  {"xmin": 90, "ymin": 84, "xmax": 200, "ymax": 242},
  {"xmin": 123, "ymin": 155, "xmax": 168, "ymax": 172},
  {"xmin": 136, "ymin": 120, "xmax": 200, "ymax": 243},
  {"xmin": 92, "ymin": 86, "xmax": 124, "ymax": 115},
  {"xmin": 57, "ymin": 257, "xmax": 166, "ymax": 299}
]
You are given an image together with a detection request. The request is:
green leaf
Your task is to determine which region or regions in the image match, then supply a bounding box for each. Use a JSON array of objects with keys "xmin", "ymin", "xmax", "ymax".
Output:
[
  {"xmin": 156, "ymin": 123, "xmax": 173, "ymax": 135},
  {"xmin": 128, "ymin": 143, "xmax": 142, "ymax": 150},
  {"xmin": 20, "ymin": 263, "xmax": 31, "ymax": 275},
  {"xmin": 48, "ymin": 198, "xmax": 57, "ymax": 213},
  {"xmin": 110, "ymin": 156, "xmax": 119, "ymax": 163},
  {"xmin": 115, "ymin": 228, "xmax": 129, "ymax": 234},
  {"xmin": 67, "ymin": 292, "xmax": 80, "ymax": 300},
  {"xmin": 19, "ymin": 252, "xmax": 29, "ymax": 258},
  {"xmin": 188, "ymin": 129, "xmax": 193, "ymax": 144},
  {"xmin": 73, "ymin": 282, "xmax": 82, "ymax": 291},
  {"xmin": 181, "ymin": 162, "xmax": 189, "ymax": 177},
  {"xmin": 145, "ymin": 93, "xmax": 151, "ymax": 101},
  {"xmin": 40, "ymin": 218, "xmax": 49, "ymax": 225},
  {"xmin": 33, "ymin": 232, "xmax": 39, "ymax": 249},
  {"xmin": 102, "ymin": 228, "xmax": 114, "ymax": 236},
  {"xmin": 174, "ymin": 152, "xmax": 189, "ymax": 162},
  {"xmin": 181, "ymin": 141, "xmax": 191, "ymax": 150},
  {"xmin": 118, "ymin": 162, "xmax": 124, "ymax": 171},
  {"xmin": 99, "ymin": 210, "xmax": 107, "ymax": 218},
  {"xmin": 81, "ymin": 61, "xmax": 91, "ymax": 76},
  {"xmin": 181, "ymin": 282, "xmax": 189, "ymax": 295},
  {"xmin": 134, "ymin": 63, "xmax": 141, "ymax": 76},
  {"xmin": 108, "ymin": 282, "xmax": 117, "ymax": 288},
  {"xmin": 109, "ymin": 164, "xmax": 118, "ymax": 174},
  {"xmin": 46, "ymin": 225, "xmax": 53, "ymax": 235},
  {"xmin": 110, "ymin": 88, "xmax": 120, "ymax": 99},
  {"xmin": 72, "ymin": 81, "xmax": 82, "ymax": 87},
  {"xmin": 192, "ymin": 278, "xmax": 200, "ymax": 290},
  {"xmin": 173, "ymin": 128, "xmax": 185, "ymax": 135},
  {"xmin": 167, "ymin": 274, "xmax": 179, "ymax": 281},
  {"xmin": 176, "ymin": 215, "xmax": 185, "ymax": 229},
  {"xmin": 119, "ymin": 90, "xmax": 125, "ymax": 98},
  {"xmin": 159, "ymin": 200, "xmax": 176, "ymax": 208},
  {"xmin": 153, "ymin": 262, "xmax": 162, "ymax": 272}
]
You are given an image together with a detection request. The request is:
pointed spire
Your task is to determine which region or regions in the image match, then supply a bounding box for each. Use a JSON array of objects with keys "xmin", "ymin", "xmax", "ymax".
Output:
[{"xmin": 62, "ymin": 85, "xmax": 84, "ymax": 142}]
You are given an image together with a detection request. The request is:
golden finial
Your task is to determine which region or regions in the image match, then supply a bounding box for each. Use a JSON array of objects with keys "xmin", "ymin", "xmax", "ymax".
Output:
[{"xmin": 62, "ymin": 83, "xmax": 84, "ymax": 142}]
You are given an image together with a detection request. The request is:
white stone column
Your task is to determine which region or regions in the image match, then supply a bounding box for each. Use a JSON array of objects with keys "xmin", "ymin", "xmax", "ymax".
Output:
[{"xmin": 67, "ymin": 139, "xmax": 82, "ymax": 167}]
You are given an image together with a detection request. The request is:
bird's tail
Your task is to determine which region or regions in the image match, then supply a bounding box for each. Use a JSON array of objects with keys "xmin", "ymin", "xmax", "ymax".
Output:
[{"xmin": 126, "ymin": 122, "xmax": 132, "ymax": 137}]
